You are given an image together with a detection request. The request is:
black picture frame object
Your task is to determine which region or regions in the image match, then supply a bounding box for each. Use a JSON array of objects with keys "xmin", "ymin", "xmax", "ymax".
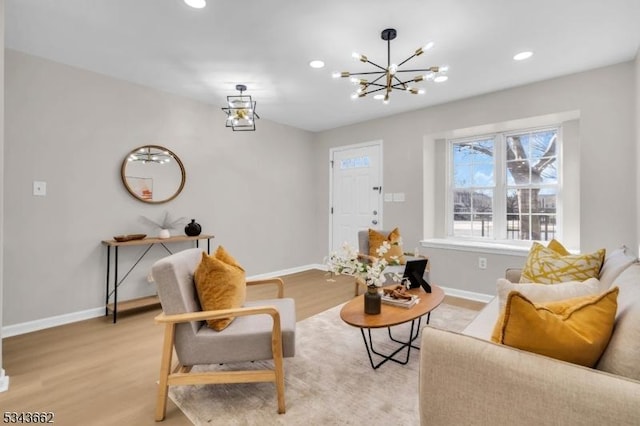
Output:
[{"xmin": 403, "ymin": 258, "xmax": 432, "ymax": 293}]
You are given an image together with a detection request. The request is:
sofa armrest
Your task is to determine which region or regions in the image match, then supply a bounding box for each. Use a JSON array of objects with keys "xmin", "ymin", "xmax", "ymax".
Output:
[
  {"xmin": 505, "ymin": 267, "xmax": 522, "ymax": 282},
  {"xmin": 419, "ymin": 327, "xmax": 640, "ymax": 426}
]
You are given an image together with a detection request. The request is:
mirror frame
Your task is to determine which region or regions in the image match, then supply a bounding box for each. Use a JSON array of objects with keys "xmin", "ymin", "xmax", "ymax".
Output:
[{"xmin": 120, "ymin": 145, "xmax": 186, "ymax": 204}]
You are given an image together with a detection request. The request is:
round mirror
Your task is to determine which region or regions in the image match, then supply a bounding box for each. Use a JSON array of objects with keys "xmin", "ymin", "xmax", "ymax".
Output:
[{"xmin": 121, "ymin": 145, "xmax": 186, "ymax": 204}]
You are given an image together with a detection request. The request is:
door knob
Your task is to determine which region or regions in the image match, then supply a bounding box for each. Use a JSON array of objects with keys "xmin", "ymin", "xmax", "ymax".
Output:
[{"xmin": 371, "ymin": 220, "xmax": 378, "ymax": 225}]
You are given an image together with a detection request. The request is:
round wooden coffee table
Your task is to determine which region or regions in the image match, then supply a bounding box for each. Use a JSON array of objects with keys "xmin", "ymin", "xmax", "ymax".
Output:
[{"xmin": 340, "ymin": 284, "xmax": 445, "ymax": 369}]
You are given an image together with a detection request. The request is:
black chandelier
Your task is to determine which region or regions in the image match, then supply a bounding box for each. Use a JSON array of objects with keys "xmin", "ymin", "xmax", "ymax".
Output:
[
  {"xmin": 333, "ymin": 28, "xmax": 448, "ymax": 103},
  {"xmin": 221, "ymin": 84, "xmax": 260, "ymax": 131}
]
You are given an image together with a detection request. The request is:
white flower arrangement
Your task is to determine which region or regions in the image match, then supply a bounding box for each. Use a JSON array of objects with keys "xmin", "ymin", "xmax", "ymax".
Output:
[{"xmin": 326, "ymin": 240, "xmax": 401, "ymax": 288}]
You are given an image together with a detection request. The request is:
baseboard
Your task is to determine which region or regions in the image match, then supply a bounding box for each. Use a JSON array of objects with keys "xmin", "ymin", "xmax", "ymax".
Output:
[
  {"xmin": 0, "ymin": 369, "xmax": 9, "ymax": 392},
  {"xmin": 439, "ymin": 286, "xmax": 494, "ymax": 303},
  {"xmin": 2, "ymin": 307, "xmax": 105, "ymax": 338},
  {"xmin": 1, "ymin": 264, "xmax": 328, "ymax": 338},
  {"xmin": 247, "ymin": 263, "xmax": 327, "ymax": 280},
  {"xmin": 1, "ymin": 264, "xmax": 490, "ymax": 337}
]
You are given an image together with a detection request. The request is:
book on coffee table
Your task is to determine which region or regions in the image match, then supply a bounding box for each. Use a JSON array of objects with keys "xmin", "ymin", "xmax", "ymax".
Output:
[{"xmin": 381, "ymin": 294, "xmax": 419, "ymax": 309}]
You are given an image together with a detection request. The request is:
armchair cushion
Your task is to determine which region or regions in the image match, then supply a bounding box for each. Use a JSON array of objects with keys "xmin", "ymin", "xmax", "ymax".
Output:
[
  {"xmin": 194, "ymin": 246, "xmax": 246, "ymax": 331},
  {"xmin": 174, "ymin": 298, "xmax": 296, "ymax": 366},
  {"xmin": 492, "ymin": 287, "xmax": 618, "ymax": 367}
]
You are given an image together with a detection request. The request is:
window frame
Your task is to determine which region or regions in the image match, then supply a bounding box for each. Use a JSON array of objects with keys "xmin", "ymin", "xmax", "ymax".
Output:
[{"xmin": 446, "ymin": 125, "xmax": 562, "ymax": 244}]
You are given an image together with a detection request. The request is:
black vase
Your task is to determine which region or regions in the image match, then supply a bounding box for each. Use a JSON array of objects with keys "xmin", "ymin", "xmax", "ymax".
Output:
[
  {"xmin": 364, "ymin": 286, "xmax": 381, "ymax": 315},
  {"xmin": 184, "ymin": 219, "xmax": 202, "ymax": 236}
]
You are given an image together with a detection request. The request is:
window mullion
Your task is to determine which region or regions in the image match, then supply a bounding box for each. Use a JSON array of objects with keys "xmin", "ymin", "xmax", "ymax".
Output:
[{"xmin": 494, "ymin": 134, "xmax": 506, "ymax": 239}]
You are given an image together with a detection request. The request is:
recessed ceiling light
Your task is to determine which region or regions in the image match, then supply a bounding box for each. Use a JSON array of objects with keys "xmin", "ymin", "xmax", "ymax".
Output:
[
  {"xmin": 513, "ymin": 51, "xmax": 533, "ymax": 61},
  {"xmin": 434, "ymin": 75, "xmax": 448, "ymax": 83},
  {"xmin": 309, "ymin": 60, "xmax": 325, "ymax": 69},
  {"xmin": 184, "ymin": 0, "xmax": 206, "ymax": 9}
]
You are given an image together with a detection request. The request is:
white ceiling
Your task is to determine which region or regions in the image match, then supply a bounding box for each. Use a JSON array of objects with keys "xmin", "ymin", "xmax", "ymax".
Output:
[{"xmin": 6, "ymin": 0, "xmax": 640, "ymax": 132}]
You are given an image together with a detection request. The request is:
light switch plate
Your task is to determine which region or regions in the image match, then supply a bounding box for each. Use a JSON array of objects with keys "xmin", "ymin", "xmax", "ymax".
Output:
[
  {"xmin": 393, "ymin": 192, "xmax": 405, "ymax": 202},
  {"xmin": 33, "ymin": 181, "xmax": 47, "ymax": 196}
]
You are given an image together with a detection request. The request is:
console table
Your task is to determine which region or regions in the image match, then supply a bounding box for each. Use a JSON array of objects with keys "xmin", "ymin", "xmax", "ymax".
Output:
[{"xmin": 102, "ymin": 234, "xmax": 214, "ymax": 323}]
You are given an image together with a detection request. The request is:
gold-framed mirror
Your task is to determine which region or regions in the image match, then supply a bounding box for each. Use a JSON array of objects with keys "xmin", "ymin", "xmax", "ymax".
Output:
[{"xmin": 121, "ymin": 145, "xmax": 186, "ymax": 204}]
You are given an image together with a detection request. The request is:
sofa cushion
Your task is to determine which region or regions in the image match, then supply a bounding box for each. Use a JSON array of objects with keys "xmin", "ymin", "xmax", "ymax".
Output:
[
  {"xmin": 368, "ymin": 228, "xmax": 406, "ymax": 265},
  {"xmin": 492, "ymin": 287, "xmax": 618, "ymax": 367},
  {"xmin": 496, "ymin": 277, "xmax": 601, "ymax": 312},
  {"xmin": 598, "ymin": 247, "xmax": 636, "ymax": 291},
  {"xmin": 194, "ymin": 246, "xmax": 246, "ymax": 331},
  {"xmin": 520, "ymin": 242, "xmax": 605, "ymax": 284},
  {"xmin": 596, "ymin": 263, "xmax": 640, "ymax": 380}
]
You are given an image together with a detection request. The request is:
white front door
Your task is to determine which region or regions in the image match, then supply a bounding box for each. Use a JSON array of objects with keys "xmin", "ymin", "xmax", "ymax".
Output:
[{"xmin": 330, "ymin": 142, "xmax": 383, "ymax": 252}]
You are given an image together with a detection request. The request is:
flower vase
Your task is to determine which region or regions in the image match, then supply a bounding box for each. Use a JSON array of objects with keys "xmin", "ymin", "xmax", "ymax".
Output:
[
  {"xmin": 184, "ymin": 219, "xmax": 202, "ymax": 236},
  {"xmin": 158, "ymin": 229, "xmax": 171, "ymax": 239},
  {"xmin": 364, "ymin": 285, "xmax": 381, "ymax": 315}
]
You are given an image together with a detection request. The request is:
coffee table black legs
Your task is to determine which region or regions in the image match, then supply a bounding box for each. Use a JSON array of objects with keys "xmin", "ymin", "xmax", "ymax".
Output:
[{"xmin": 360, "ymin": 312, "xmax": 431, "ymax": 369}]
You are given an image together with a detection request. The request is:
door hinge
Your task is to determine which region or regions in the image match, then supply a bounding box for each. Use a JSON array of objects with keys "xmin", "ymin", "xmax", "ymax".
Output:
[
  {"xmin": 330, "ymin": 160, "xmax": 334, "ymax": 168},
  {"xmin": 331, "ymin": 207, "xmax": 334, "ymax": 214}
]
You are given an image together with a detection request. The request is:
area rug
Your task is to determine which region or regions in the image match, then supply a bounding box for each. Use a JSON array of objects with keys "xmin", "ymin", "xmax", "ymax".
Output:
[{"xmin": 169, "ymin": 302, "xmax": 480, "ymax": 425}]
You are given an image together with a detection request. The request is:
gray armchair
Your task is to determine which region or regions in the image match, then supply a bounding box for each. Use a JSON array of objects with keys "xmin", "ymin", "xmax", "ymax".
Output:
[
  {"xmin": 151, "ymin": 248, "xmax": 296, "ymax": 421},
  {"xmin": 355, "ymin": 229, "xmax": 429, "ymax": 295}
]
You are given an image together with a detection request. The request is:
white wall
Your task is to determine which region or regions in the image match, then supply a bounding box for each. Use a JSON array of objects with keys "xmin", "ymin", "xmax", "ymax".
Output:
[
  {"xmin": 637, "ymin": 49, "xmax": 640, "ymax": 255},
  {"xmin": 3, "ymin": 50, "xmax": 318, "ymax": 328},
  {"xmin": 313, "ymin": 61, "xmax": 637, "ymax": 297},
  {"xmin": 0, "ymin": 0, "xmax": 7, "ymax": 391}
]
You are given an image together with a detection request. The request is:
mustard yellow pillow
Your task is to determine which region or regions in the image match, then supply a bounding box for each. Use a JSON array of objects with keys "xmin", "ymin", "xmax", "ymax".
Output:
[
  {"xmin": 492, "ymin": 287, "xmax": 618, "ymax": 367},
  {"xmin": 520, "ymin": 242, "xmax": 605, "ymax": 283},
  {"xmin": 368, "ymin": 228, "xmax": 406, "ymax": 265},
  {"xmin": 547, "ymin": 239, "xmax": 570, "ymax": 256},
  {"xmin": 194, "ymin": 246, "xmax": 246, "ymax": 331}
]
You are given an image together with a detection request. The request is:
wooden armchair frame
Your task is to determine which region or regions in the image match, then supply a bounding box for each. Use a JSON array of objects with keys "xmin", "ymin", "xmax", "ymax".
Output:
[{"xmin": 154, "ymin": 278, "xmax": 286, "ymax": 421}]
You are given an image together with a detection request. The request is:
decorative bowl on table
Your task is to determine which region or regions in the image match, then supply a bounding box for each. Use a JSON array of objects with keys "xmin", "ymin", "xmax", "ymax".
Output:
[{"xmin": 113, "ymin": 234, "xmax": 147, "ymax": 242}]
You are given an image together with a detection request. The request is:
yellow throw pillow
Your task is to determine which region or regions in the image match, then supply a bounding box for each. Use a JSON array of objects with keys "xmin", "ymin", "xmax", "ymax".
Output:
[
  {"xmin": 368, "ymin": 228, "xmax": 406, "ymax": 265},
  {"xmin": 520, "ymin": 242, "xmax": 605, "ymax": 283},
  {"xmin": 194, "ymin": 246, "xmax": 246, "ymax": 331},
  {"xmin": 547, "ymin": 239, "xmax": 570, "ymax": 256},
  {"xmin": 492, "ymin": 287, "xmax": 618, "ymax": 367}
]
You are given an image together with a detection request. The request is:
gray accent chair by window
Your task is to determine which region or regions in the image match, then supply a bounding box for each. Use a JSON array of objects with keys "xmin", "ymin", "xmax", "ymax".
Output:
[
  {"xmin": 356, "ymin": 229, "xmax": 429, "ymax": 295},
  {"xmin": 151, "ymin": 248, "xmax": 296, "ymax": 421}
]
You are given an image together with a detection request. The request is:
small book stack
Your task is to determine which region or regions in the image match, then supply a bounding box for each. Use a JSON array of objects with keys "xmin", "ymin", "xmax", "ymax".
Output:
[{"xmin": 381, "ymin": 294, "xmax": 420, "ymax": 309}]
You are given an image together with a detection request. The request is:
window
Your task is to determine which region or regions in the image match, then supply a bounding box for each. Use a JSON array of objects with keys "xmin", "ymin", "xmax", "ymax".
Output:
[{"xmin": 449, "ymin": 127, "xmax": 559, "ymax": 242}]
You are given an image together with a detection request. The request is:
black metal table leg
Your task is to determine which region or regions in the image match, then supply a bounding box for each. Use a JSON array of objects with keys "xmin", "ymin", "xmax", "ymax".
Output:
[
  {"xmin": 105, "ymin": 246, "xmax": 111, "ymax": 317},
  {"xmin": 113, "ymin": 246, "xmax": 118, "ymax": 323},
  {"xmin": 359, "ymin": 316, "xmax": 425, "ymax": 369}
]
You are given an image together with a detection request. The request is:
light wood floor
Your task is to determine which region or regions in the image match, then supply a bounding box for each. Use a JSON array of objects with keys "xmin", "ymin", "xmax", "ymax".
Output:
[{"xmin": 0, "ymin": 270, "xmax": 484, "ymax": 425}]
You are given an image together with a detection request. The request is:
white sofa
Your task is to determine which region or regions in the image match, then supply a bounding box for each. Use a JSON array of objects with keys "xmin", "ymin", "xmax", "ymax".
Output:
[{"xmin": 419, "ymin": 261, "xmax": 640, "ymax": 425}]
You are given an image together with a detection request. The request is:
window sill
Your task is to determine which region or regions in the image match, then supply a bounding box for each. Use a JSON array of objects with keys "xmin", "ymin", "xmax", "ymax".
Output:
[{"xmin": 420, "ymin": 238, "xmax": 531, "ymax": 257}]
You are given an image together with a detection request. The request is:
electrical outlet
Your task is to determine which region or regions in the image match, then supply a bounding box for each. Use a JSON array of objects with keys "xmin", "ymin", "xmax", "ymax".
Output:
[
  {"xmin": 33, "ymin": 181, "xmax": 47, "ymax": 196},
  {"xmin": 478, "ymin": 257, "xmax": 487, "ymax": 269}
]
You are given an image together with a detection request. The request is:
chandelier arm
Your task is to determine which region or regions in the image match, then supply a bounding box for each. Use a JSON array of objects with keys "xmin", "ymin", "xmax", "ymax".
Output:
[
  {"xmin": 362, "ymin": 59, "xmax": 387, "ymax": 72},
  {"xmin": 391, "ymin": 75, "xmax": 408, "ymax": 88},
  {"xmin": 346, "ymin": 71, "xmax": 389, "ymax": 76},
  {"xmin": 360, "ymin": 86, "xmax": 387, "ymax": 95},
  {"xmin": 390, "ymin": 77, "xmax": 422, "ymax": 87},
  {"xmin": 394, "ymin": 68, "xmax": 437, "ymax": 73},
  {"xmin": 368, "ymin": 74, "xmax": 386, "ymax": 85},
  {"xmin": 397, "ymin": 53, "xmax": 420, "ymax": 68}
]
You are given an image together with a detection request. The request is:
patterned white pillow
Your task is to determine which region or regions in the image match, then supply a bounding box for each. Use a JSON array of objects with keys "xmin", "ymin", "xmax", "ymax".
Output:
[{"xmin": 496, "ymin": 277, "xmax": 601, "ymax": 311}]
